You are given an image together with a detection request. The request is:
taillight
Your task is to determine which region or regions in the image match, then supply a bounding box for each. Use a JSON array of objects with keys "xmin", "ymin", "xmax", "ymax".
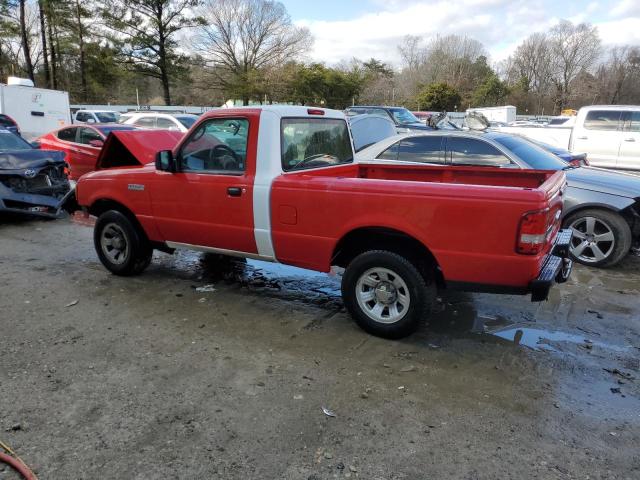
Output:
[{"xmin": 517, "ymin": 208, "xmax": 559, "ymax": 255}]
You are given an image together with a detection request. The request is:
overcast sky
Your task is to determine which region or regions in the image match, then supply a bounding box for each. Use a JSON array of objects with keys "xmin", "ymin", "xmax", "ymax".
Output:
[{"xmin": 281, "ymin": 0, "xmax": 640, "ymax": 67}]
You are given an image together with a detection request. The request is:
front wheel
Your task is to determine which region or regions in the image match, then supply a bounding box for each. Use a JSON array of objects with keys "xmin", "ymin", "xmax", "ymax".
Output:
[
  {"xmin": 94, "ymin": 210, "xmax": 152, "ymax": 276},
  {"xmin": 341, "ymin": 250, "xmax": 435, "ymax": 339},
  {"xmin": 564, "ymin": 209, "xmax": 632, "ymax": 268}
]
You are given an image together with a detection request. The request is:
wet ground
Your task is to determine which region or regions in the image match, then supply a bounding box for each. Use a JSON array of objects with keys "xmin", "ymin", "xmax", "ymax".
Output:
[{"xmin": 1, "ymin": 216, "xmax": 639, "ymax": 479}]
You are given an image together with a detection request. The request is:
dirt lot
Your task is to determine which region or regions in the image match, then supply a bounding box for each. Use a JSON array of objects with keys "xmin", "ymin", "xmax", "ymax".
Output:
[{"xmin": 1, "ymin": 216, "xmax": 639, "ymax": 479}]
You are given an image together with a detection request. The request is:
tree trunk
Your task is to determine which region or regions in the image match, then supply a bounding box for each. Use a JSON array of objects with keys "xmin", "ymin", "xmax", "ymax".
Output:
[
  {"xmin": 19, "ymin": 0, "xmax": 35, "ymax": 82},
  {"xmin": 38, "ymin": 0, "xmax": 51, "ymax": 88},
  {"xmin": 46, "ymin": 2, "xmax": 58, "ymax": 89},
  {"xmin": 76, "ymin": 0, "xmax": 87, "ymax": 101}
]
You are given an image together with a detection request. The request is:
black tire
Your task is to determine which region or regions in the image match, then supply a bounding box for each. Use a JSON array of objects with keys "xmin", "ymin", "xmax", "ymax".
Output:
[
  {"xmin": 341, "ymin": 250, "xmax": 435, "ymax": 339},
  {"xmin": 563, "ymin": 208, "xmax": 632, "ymax": 268},
  {"xmin": 94, "ymin": 210, "xmax": 152, "ymax": 276}
]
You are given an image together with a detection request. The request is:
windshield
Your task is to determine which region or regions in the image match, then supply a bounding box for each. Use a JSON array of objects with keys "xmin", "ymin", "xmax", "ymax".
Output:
[
  {"xmin": 95, "ymin": 112, "xmax": 118, "ymax": 123},
  {"xmin": 389, "ymin": 108, "xmax": 420, "ymax": 124},
  {"xmin": 493, "ymin": 135, "xmax": 567, "ymax": 170},
  {"xmin": 97, "ymin": 125, "xmax": 137, "ymax": 136},
  {"xmin": 281, "ymin": 118, "xmax": 353, "ymax": 171},
  {"xmin": 0, "ymin": 131, "xmax": 32, "ymax": 151},
  {"xmin": 176, "ymin": 116, "xmax": 197, "ymax": 128}
]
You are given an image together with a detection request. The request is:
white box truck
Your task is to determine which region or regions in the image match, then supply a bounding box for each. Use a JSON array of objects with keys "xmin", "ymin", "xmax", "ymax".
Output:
[
  {"xmin": 466, "ymin": 105, "xmax": 516, "ymax": 124},
  {"xmin": 0, "ymin": 77, "xmax": 71, "ymax": 140}
]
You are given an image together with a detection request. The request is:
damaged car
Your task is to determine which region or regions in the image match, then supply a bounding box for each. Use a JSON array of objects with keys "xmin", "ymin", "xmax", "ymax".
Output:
[{"xmin": 0, "ymin": 128, "xmax": 74, "ymax": 218}]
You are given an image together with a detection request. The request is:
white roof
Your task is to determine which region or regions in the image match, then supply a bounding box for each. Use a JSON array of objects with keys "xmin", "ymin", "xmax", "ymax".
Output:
[{"xmin": 222, "ymin": 105, "xmax": 346, "ymax": 120}]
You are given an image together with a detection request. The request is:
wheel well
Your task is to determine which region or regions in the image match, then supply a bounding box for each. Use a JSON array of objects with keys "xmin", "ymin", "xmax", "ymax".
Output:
[
  {"xmin": 89, "ymin": 199, "xmax": 136, "ymax": 221},
  {"xmin": 331, "ymin": 227, "xmax": 445, "ymax": 287},
  {"xmin": 564, "ymin": 204, "xmax": 634, "ymax": 228}
]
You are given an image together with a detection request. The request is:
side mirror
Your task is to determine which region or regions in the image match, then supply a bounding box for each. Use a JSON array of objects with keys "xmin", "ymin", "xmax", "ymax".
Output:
[
  {"xmin": 156, "ymin": 150, "xmax": 176, "ymax": 172},
  {"xmin": 86, "ymin": 118, "xmax": 96, "ymax": 124},
  {"xmin": 30, "ymin": 141, "xmax": 41, "ymax": 149},
  {"xmin": 89, "ymin": 139, "xmax": 104, "ymax": 148}
]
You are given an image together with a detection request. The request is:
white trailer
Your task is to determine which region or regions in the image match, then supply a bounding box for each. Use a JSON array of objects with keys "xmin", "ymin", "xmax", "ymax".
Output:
[
  {"xmin": 0, "ymin": 78, "xmax": 71, "ymax": 140},
  {"xmin": 466, "ymin": 105, "xmax": 516, "ymax": 124}
]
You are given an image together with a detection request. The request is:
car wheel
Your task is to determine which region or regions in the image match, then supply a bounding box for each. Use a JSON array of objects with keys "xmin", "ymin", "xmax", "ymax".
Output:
[
  {"xmin": 341, "ymin": 250, "xmax": 435, "ymax": 339},
  {"xmin": 94, "ymin": 210, "xmax": 152, "ymax": 276},
  {"xmin": 564, "ymin": 209, "xmax": 632, "ymax": 268}
]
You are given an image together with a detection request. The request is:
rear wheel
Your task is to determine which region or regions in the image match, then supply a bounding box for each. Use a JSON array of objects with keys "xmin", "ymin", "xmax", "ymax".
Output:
[
  {"xmin": 94, "ymin": 210, "xmax": 152, "ymax": 276},
  {"xmin": 564, "ymin": 209, "xmax": 631, "ymax": 268},
  {"xmin": 342, "ymin": 250, "xmax": 435, "ymax": 339}
]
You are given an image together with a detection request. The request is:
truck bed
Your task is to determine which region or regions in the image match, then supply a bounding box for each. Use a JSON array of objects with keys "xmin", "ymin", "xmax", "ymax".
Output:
[
  {"xmin": 271, "ymin": 162, "xmax": 565, "ymax": 286},
  {"xmin": 295, "ymin": 163, "xmax": 563, "ymax": 195}
]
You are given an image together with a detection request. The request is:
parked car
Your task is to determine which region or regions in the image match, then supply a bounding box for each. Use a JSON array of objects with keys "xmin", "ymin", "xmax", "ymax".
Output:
[
  {"xmin": 74, "ymin": 110, "xmax": 120, "ymax": 124},
  {"xmin": 75, "ymin": 106, "xmax": 572, "ymax": 339},
  {"xmin": 499, "ymin": 105, "xmax": 640, "ymax": 170},
  {"xmin": 357, "ymin": 131, "xmax": 640, "ymax": 267},
  {"xmin": 0, "ymin": 128, "xmax": 73, "ymax": 218},
  {"xmin": 37, "ymin": 124, "xmax": 138, "ymax": 179},
  {"xmin": 121, "ymin": 112, "xmax": 199, "ymax": 132},
  {"xmin": 0, "ymin": 113, "xmax": 20, "ymax": 136},
  {"xmin": 345, "ymin": 106, "xmax": 434, "ymax": 132}
]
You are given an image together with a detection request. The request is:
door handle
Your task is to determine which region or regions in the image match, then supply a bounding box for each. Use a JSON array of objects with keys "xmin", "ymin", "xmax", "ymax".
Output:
[
  {"xmin": 227, "ymin": 187, "xmax": 242, "ymax": 197},
  {"xmin": 576, "ymin": 136, "xmax": 588, "ymax": 140},
  {"xmin": 624, "ymin": 138, "xmax": 636, "ymax": 142}
]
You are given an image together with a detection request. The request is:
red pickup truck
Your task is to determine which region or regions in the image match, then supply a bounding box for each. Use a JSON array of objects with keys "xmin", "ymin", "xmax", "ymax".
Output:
[{"xmin": 76, "ymin": 106, "xmax": 572, "ymax": 338}]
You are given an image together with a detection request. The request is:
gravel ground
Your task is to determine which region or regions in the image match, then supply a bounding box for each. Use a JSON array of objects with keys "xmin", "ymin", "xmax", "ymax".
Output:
[{"xmin": 1, "ymin": 215, "xmax": 639, "ymax": 479}]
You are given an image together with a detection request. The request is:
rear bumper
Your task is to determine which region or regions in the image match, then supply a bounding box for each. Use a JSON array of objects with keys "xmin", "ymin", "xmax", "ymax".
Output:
[{"xmin": 529, "ymin": 229, "xmax": 573, "ymax": 302}]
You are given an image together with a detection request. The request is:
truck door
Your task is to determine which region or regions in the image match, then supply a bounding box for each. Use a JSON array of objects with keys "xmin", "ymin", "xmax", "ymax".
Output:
[
  {"xmin": 150, "ymin": 116, "xmax": 258, "ymax": 254},
  {"xmin": 617, "ymin": 110, "xmax": 640, "ymax": 170},
  {"xmin": 572, "ymin": 109, "xmax": 623, "ymax": 168}
]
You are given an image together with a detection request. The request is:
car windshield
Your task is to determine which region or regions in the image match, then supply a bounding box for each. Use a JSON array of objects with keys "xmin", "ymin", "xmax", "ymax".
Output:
[
  {"xmin": 281, "ymin": 118, "xmax": 353, "ymax": 171},
  {"xmin": 493, "ymin": 135, "xmax": 567, "ymax": 170},
  {"xmin": 0, "ymin": 131, "xmax": 32, "ymax": 151},
  {"xmin": 176, "ymin": 116, "xmax": 197, "ymax": 128},
  {"xmin": 95, "ymin": 112, "xmax": 118, "ymax": 122},
  {"xmin": 96, "ymin": 125, "xmax": 137, "ymax": 136},
  {"xmin": 388, "ymin": 108, "xmax": 420, "ymax": 124}
]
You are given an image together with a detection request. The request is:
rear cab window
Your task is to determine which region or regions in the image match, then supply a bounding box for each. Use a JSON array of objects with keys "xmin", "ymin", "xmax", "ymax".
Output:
[{"xmin": 281, "ymin": 118, "xmax": 353, "ymax": 171}]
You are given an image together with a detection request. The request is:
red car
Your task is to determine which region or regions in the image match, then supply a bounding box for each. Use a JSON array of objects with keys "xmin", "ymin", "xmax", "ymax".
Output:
[
  {"xmin": 37, "ymin": 124, "xmax": 138, "ymax": 179},
  {"xmin": 75, "ymin": 106, "xmax": 572, "ymax": 339}
]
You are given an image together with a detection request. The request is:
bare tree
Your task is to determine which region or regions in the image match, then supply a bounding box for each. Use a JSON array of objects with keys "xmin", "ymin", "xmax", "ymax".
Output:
[
  {"xmin": 506, "ymin": 32, "xmax": 553, "ymax": 113},
  {"xmin": 548, "ymin": 20, "xmax": 601, "ymax": 111},
  {"xmin": 196, "ymin": 0, "xmax": 311, "ymax": 105}
]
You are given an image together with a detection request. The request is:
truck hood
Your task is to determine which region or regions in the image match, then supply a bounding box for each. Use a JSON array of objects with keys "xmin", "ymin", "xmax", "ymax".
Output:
[
  {"xmin": 566, "ymin": 166, "xmax": 640, "ymax": 199},
  {"xmin": 96, "ymin": 130, "xmax": 184, "ymax": 170},
  {"xmin": 0, "ymin": 149, "xmax": 66, "ymax": 171}
]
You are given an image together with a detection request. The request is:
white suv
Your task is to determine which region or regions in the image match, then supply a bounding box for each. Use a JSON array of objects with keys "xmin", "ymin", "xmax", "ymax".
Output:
[
  {"xmin": 121, "ymin": 112, "xmax": 199, "ymax": 132},
  {"xmin": 74, "ymin": 110, "xmax": 120, "ymax": 124}
]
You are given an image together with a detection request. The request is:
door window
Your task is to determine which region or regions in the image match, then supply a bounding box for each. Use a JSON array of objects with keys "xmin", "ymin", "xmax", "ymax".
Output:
[
  {"xmin": 133, "ymin": 117, "xmax": 157, "ymax": 128},
  {"xmin": 625, "ymin": 111, "xmax": 640, "ymax": 132},
  {"xmin": 75, "ymin": 112, "xmax": 88, "ymax": 122},
  {"xmin": 78, "ymin": 127, "xmax": 103, "ymax": 145},
  {"xmin": 583, "ymin": 110, "xmax": 622, "ymax": 131},
  {"xmin": 157, "ymin": 117, "xmax": 180, "ymax": 130},
  {"xmin": 377, "ymin": 141, "xmax": 399, "ymax": 160},
  {"xmin": 57, "ymin": 127, "xmax": 77, "ymax": 142},
  {"xmin": 179, "ymin": 118, "xmax": 248, "ymax": 173},
  {"xmin": 448, "ymin": 137, "xmax": 513, "ymax": 167},
  {"xmin": 397, "ymin": 136, "xmax": 444, "ymax": 164}
]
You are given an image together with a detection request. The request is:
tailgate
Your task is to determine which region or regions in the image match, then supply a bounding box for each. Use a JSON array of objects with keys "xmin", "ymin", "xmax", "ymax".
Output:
[{"xmin": 95, "ymin": 130, "xmax": 184, "ymax": 170}]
